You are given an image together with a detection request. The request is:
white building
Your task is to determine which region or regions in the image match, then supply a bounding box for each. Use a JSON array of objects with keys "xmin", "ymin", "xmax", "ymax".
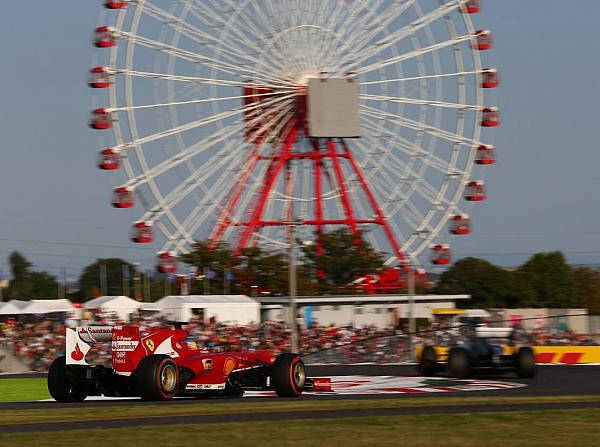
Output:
[{"xmin": 259, "ymin": 294, "xmax": 470, "ymax": 328}]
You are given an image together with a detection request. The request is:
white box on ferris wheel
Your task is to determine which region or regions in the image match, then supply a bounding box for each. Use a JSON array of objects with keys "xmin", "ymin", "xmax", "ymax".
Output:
[{"xmin": 307, "ymin": 78, "xmax": 361, "ymax": 138}]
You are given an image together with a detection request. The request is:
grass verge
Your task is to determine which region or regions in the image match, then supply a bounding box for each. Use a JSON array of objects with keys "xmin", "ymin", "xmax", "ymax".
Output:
[
  {"xmin": 0, "ymin": 378, "xmax": 49, "ymax": 402},
  {"xmin": 1, "ymin": 410, "xmax": 600, "ymax": 446},
  {"xmin": 1, "ymin": 394, "xmax": 600, "ymax": 425}
]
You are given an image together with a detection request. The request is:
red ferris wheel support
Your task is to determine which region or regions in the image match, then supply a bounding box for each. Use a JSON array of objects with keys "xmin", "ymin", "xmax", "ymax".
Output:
[{"xmin": 209, "ymin": 120, "xmax": 407, "ymax": 266}]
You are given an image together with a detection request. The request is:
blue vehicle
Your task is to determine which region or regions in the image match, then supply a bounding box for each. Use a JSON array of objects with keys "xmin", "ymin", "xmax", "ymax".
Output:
[{"xmin": 418, "ymin": 313, "xmax": 536, "ymax": 379}]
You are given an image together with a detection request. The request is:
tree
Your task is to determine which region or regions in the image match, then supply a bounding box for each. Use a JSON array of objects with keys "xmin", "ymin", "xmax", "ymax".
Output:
[
  {"xmin": 435, "ymin": 257, "xmax": 528, "ymax": 308},
  {"xmin": 236, "ymin": 248, "xmax": 290, "ymax": 295},
  {"xmin": 79, "ymin": 258, "xmax": 138, "ymax": 301},
  {"xmin": 517, "ymin": 252, "xmax": 575, "ymax": 308},
  {"xmin": 182, "ymin": 241, "xmax": 301, "ymax": 296},
  {"xmin": 9, "ymin": 252, "xmax": 31, "ymax": 281},
  {"xmin": 300, "ymin": 229, "xmax": 385, "ymax": 294},
  {"xmin": 5, "ymin": 251, "xmax": 59, "ymax": 300},
  {"xmin": 571, "ymin": 267, "xmax": 600, "ymax": 312}
]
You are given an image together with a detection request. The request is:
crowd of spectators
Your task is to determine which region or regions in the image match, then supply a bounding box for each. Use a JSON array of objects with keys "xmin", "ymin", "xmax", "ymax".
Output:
[
  {"xmin": 0, "ymin": 313, "xmax": 598, "ymax": 372},
  {"xmin": 0, "ymin": 313, "xmax": 402, "ymax": 372}
]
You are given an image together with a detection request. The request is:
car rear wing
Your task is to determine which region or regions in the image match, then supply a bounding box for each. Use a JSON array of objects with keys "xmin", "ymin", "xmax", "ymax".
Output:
[
  {"xmin": 66, "ymin": 326, "xmax": 141, "ymax": 375},
  {"xmin": 475, "ymin": 327, "xmax": 514, "ymax": 338}
]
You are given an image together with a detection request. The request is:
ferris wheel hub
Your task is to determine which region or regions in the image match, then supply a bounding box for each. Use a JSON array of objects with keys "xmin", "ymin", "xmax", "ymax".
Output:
[{"xmin": 295, "ymin": 72, "xmax": 319, "ymax": 86}]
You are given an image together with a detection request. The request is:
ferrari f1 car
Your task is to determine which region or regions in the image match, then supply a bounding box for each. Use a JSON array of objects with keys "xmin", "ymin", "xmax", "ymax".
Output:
[
  {"xmin": 417, "ymin": 310, "xmax": 536, "ymax": 379},
  {"xmin": 48, "ymin": 325, "xmax": 331, "ymax": 402}
]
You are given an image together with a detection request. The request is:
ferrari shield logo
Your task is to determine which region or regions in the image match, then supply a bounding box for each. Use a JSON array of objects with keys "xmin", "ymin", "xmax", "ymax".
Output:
[
  {"xmin": 202, "ymin": 359, "xmax": 213, "ymax": 373},
  {"xmin": 145, "ymin": 339, "xmax": 155, "ymax": 352},
  {"xmin": 223, "ymin": 357, "xmax": 236, "ymax": 376}
]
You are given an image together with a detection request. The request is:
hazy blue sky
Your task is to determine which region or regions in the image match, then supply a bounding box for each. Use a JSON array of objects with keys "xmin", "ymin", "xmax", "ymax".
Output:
[{"xmin": 1, "ymin": 1, "xmax": 599, "ymax": 281}]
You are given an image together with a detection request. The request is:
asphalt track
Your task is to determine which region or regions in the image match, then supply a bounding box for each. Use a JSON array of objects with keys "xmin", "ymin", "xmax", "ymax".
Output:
[{"xmin": 1, "ymin": 365, "xmax": 599, "ymax": 432}]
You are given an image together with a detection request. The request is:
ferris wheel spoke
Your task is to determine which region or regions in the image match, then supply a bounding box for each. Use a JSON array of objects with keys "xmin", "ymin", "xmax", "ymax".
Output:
[
  {"xmin": 360, "ymin": 126, "xmax": 459, "ymax": 178},
  {"xmin": 356, "ymin": 132, "xmax": 452, "ymax": 229},
  {"xmin": 109, "ymin": 90, "xmax": 293, "ymax": 112},
  {"xmin": 360, "ymin": 104, "xmax": 483, "ymax": 148},
  {"xmin": 219, "ymin": 0, "xmax": 291, "ymax": 76},
  {"xmin": 244, "ymin": 2, "xmax": 293, "ymax": 71},
  {"xmin": 360, "ymin": 117, "xmax": 463, "ymax": 176},
  {"xmin": 200, "ymin": 0, "xmax": 291, "ymax": 77},
  {"xmin": 360, "ymin": 94, "xmax": 482, "ymax": 111},
  {"xmin": 125, "ymin": 122, "xmax": 243, "ymax": 190},
  {"xmin": 142, "ymin": 140, "xmax": 248, "ymax": 225},
  {"xmin": 187, "ymin": 1, "xmax": 273, "ymax": 60},
  {"xmin": 177, "ymin": 156, "xmax": 273, "ymax": 252},
  {"xmin": 351, "ymin": 137, "xmax": 428, "ymax": 230},
  {"xmin": 313, "ymin": 1, "xmax": 357, "ymax": 71},
  {"xmin": 112, "ymin": 68, "xmax": 289, "ymax": 91},
  {"xmin": 343, "ymin": 0, "xmax": 463, "ymax": 74},
  {"xmin": 115, "ymin": 94, "xmax": 295, "ymax": 152},
  {"xmin": 115, "ymin": 28, "xmax": 294, "ymax": 87},
  {"xmin": 165, "ymin": 110, "xmax": 296, "ymax": 248},
  {"xmin": 137, "ymin": 0, "xmax": 270, "ymax": 72},
  {"xmin": 126, "ymin": 102, "xmax": 294, "ymax": 190},
  {"xmin": 160, "ymin": 171, "xmax": 241, "ymax": 253},
  {"xmin": 210, "ymin": 110, "xmax": 297, "ymax": 233},
  {"xmin": 337, "ymin": 0, "xmax": 416, "ymax": 70},
  {"xmin": 354, "ymin": 33, "xmax": 473, "ymax": 77},
  {"xmin": 355, "ymin": 172, "xmax": 411, "ymax": 244},
  {"xmin": 383, "ymin": 154, "xmax": 448, "ymax": 207},
  {"xmin": 360, "ymin": 70, "xmax": 481, "ymax": 86}
]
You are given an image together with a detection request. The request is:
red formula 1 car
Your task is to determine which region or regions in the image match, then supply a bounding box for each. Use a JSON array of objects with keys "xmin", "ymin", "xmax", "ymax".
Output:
[{"xmin": 48, "ymin": 325, "xmax": 331, "ymax": 402}]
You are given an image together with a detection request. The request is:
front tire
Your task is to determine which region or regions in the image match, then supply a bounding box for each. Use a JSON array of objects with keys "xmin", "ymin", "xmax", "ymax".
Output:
[
  {"xmin": 47, "ymin": 356, "xmax": 87, "ymax": 403},
  {"xmin": 516, "ymin": 347, "xmax": 536, "ymax": 378},
  {"xmin": 271, "ymin": 353, "xmax": 305, "ymax": 397},
  {"xmin": 135, "ymin": 355, "xmax": 179, "ymax": 401},
  {"xmin": 448, "ymin": 347, "xmax": 470, "ymax": 379},
  {"xmin": 418, "ymin": 346, "xmax": 438, "ymax": 376}
]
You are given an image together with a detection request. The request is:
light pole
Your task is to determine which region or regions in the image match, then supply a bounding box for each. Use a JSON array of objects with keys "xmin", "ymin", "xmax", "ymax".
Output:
[
  {"xmin": 100, "ymin": 263, "xmax": 107, "ymax": 296},
  {"xmin": 134, "ymin": 263, "xmax": 141, "ymax": 301},
  {"xmin": 407, "ymin": 259, "xmax": 416, "ymax": 361},
  {"xmin": 288, "ymin": 221, "xmax": 299, "ymax": 353},
  {"xmin": 123, "ymin": 264, "xmax": 130, "ymax": 297}
]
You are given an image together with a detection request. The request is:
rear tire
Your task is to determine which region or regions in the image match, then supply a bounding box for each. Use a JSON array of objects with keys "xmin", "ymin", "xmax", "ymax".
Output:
[
  {"xmin": 418, "ymin": 346, "xmax": 438, "ymax": 376},
  {"xmin": 47, "ymin": 356, "xmax": 87, "ymax": 403},
  {"xmin": 516, "ymin": 347, "xmax": 536, "ymax": 378},
  {"xmin": 271, "ymin": 353, "xmax": 305, "ymax": 397},
  {"xmin": 135, "ymin": 355, "xmax": 179, "ymax": 401},
  {"xmin": 448, "ymin": 347, "xmax": 470, "ymax": 379}
]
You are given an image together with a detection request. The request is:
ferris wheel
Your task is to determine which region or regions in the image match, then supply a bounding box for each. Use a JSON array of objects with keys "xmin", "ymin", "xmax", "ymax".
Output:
[{"xmin": 90, "ymin": 0, "xmax": 499, "ymax": 273}]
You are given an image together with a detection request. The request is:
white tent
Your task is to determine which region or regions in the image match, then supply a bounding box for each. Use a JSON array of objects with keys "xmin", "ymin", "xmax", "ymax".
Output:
[
  {"xmin": 84, "ymin": 296, "xmax": 141, "ymax": 322},
  {"xmin": 139, "ymin": 302, "xmax": 160, "ymax": 312},
  {"xmin": 156, "ymin": 295, "xmax": 260, "ymax": 325},
  {"xmin": 20, "ymin": 301, "xmax": 51, "ymax": 314},
  {"xmin": 0, "ymin": 301, "xmax": 21, "ymax": 315},
  {"xmin": 32, "ymin": 299, "xmax": 75, "ymax": 313}
]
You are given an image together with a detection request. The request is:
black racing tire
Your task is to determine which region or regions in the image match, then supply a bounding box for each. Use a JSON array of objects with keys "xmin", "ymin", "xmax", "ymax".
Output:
[
  {"xmin": 448, "ymin": 347, "xmax": 470, "ymax": 379},
  {"xmin": 271, "ymin": 353, "xmax": 305, "ymax": 397},
  {"xmin": 135, "ymin": 355, "xmax": 179, "ymax": 401},
  {"xmin": 516, "ymin": 347, "xmax": 536, "ymax": 378},
  {"xmin": 47, "ymin": 356, "xmax": 87, "ymax": 403},
  {"xmin": 418, "ymin": 346, "xmax": 438, "ymax": 376}
]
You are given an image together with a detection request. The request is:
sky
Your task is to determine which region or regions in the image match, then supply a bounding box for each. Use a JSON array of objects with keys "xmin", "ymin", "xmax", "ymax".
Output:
[{"xmin": 0, "ymin": 0, "xmax": 599, "ymax": 281}]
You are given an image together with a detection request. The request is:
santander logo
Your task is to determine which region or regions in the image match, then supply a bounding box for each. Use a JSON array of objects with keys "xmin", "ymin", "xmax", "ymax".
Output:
[{"xmin": 71, "ymin": 343, "xmax": 84, "ymax": 361}]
